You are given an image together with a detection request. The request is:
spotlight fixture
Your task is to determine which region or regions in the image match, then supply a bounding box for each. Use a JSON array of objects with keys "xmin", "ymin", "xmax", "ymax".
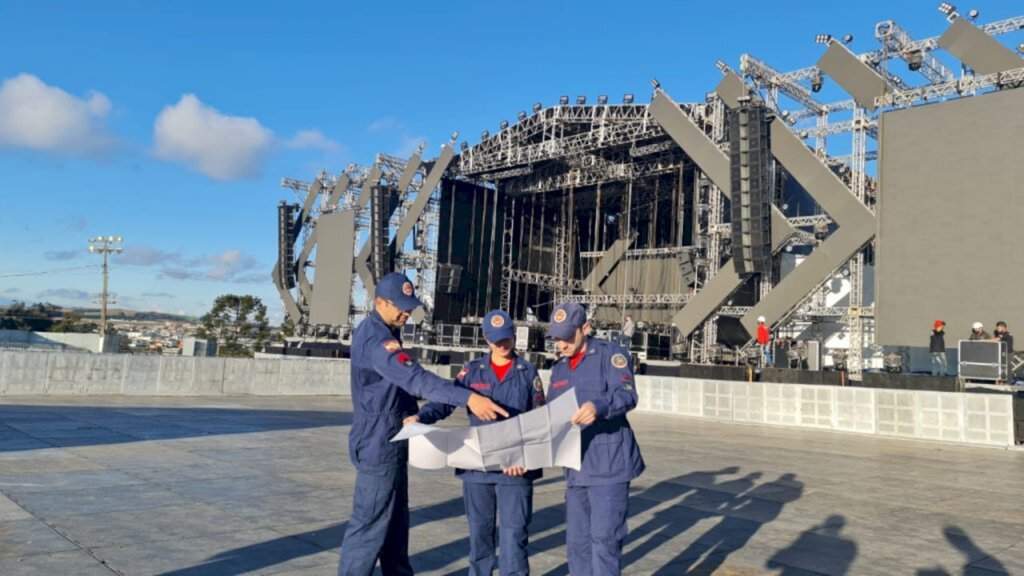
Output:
[
  {"xmin": 650, "ymin": 77, "xmax": 661, "ymax": 90},
  {"xmin": 810, "ymin": 74, "xmax": 824, "ymax": 93},
  {"xmin": 597, "ymin": 95, "xmax": 608, "ymax": 105},
  {"xmin": 907, "ymin": 50, "xmax": 924, "ymax": 71},
  {"xmin": 481, "ymin": 130, "xmax": 489, "ymax": 140},
  {"xmin": 938, "ymin": 2, "xmax": 956, "ymax": 16},
  {"xmin": 966, "ymin": 8, "xmax": 979, "ymax": 20},
  {"xmin": 460, "ymin": 141, "xmax": 468, "ymax": 151},
  {"xmin": 517, "ymin": 111, "xmax": 527, "ymax": 122},
  {"xmin": 891, "ymin": 76, "xmax": 903, "ymax": 86},
  {"xmin": 1017, "ymin": 44, "xmax": 1024, "ymax": 55},
  {"xmin": 623, "ymin": 93, "xmax": 634, "ymax": 104},
  {"xmin": 576, "ymin": 96, "xmax": 586, "ymax": 105},
  {"xmin": 532, "ymin": 102, "xmax": 542, "ymax": 113},
  {"xmin": 715, "ymin": 59, "xmax": 729, "ymax": 72},
  {"xmin": 559, "ymin": 95, "xmax": 569, "ymax": 105},
  {"xmin": 499, "ymin": 120, "xmax": 509, "ymax": 130},
  {"xmin": 450, "ymin": 131, "xmax": 459, "ymax": 142},
  {"xmin": 815, "ymin": 34, "xmax": 833, "ymax": 45},
  {"xmin": 842, "ymin": 34, "xmax": 854, "ymax": 45}
]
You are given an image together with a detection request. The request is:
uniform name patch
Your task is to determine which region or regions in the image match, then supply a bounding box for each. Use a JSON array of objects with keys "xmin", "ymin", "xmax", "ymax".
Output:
[
  {"xmin": 490, "ymin": 315, "xmax": 505, "ymax": 328},
  {"xmin": 552, "ymin": 379, "xmax": 569, "ymax": 389},
  {"xmin": 383, "ymin": 340, "xmax": 402, "ymax": 353},
  {"xmin": 553, "ymin": 309, "xmax": 567, "ymax": 323},
  {"xmin": 611, "ymin": 354, "xmax": 628, "ymax": 369},
  {"xmin": 402, "ymin": 282, "xmax": 413, "ymax": 296},
  {"xmin": 470, "ymin": 382, "xmax": 491, "ymax": 390}
]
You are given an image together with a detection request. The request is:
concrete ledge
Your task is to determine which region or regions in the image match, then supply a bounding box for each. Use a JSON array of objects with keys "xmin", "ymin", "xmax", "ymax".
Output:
[
  {"xmin": 635, "ymin": 375, "xmax": 1016, "ymax": 447},
  {"xmin": 1, "ymin": 352, "xmax": 1014, "ymax": 447}
]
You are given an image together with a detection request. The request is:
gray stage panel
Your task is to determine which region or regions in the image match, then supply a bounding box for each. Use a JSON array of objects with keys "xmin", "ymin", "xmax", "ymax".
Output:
[
  {"xmin": 309, "ymin": 211, "xmax": 356, "ymax": 327},
  {"xmin": 584, "ymin": 236, "xmax": 634, "ymax": 295},
  {"xmin": 938, "ymin": 18, "xmax": 1024, "ymax": 76},
  {"xmin": 876, "ymin": 87, "xmax": 1024, "ymax": 347},
  {"xmin": 650, "ymin": 90, "xmax": 731, "ymax": 193},
  {"xmin": 715, "ymin": 71, "xmax": 750, "ymax": 109},
  {"xmin": 817, "ymin": 43, "xmax": 889, "ymax": 112}
]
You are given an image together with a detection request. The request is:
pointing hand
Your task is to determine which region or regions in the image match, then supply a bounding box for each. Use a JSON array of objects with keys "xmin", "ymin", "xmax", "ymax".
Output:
[{"xmin": 468, "ymin": 394, "xmax": 509, "ymax": 421}]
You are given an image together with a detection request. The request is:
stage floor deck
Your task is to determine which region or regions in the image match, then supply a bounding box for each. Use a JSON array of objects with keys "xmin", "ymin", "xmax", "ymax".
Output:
[{"xmin": 0, "ymin": 395, "xmax": 1022, "ymax": 575}]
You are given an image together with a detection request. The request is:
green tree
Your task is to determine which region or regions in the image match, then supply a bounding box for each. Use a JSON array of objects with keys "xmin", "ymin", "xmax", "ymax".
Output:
[
  {"xmin": 0, "ymin": 301, "xmax": 56, "ymax": 331},
  {"xmin": 50, "ymin": 311, "xmax": 99, "ymax": 333},
  {"xmin": 197, "ymin": 294, "xmax": 270, "ymax": 357}
]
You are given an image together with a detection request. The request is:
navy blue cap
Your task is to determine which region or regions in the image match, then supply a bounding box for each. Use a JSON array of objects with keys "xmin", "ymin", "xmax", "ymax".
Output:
[
  {"xmin": 546, "ymin": 302, "xmax": 587, "ymax": 340},
  {"xmin": 375, "ymin": 273, "xmax": 422, "ymax": 312},
  {"xmin": 482, "ymin": 310, "xmax": 516, "ymax": 343}
]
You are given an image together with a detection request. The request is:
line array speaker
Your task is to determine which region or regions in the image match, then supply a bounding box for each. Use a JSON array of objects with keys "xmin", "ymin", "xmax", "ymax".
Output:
[{"xmin": 728, "ymin": 103, "xmax": 773, "ymax": 275}]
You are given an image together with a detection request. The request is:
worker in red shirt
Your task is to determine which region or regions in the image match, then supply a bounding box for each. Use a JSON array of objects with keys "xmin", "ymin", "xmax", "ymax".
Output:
[{"xmin": 756, "ymin": 315, "xmax": 772, "ymax": 368}]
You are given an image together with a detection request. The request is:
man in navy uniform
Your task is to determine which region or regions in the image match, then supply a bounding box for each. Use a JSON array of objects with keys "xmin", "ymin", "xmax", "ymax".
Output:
[
  {"xmin": 545, "ymin": 302, "xmax": 644, "ymax": 576},
  {"xmin": 339, "ymin": 273, "xmax": 508, "ymax": 576},
  {"xmin": 406, "ymin": 310, "xmax": 544, "ymax": 576}
]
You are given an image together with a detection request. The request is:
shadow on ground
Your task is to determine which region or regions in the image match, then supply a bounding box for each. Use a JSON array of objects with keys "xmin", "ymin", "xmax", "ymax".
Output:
[{"xmin": 0, "ymin": 404, "xmax": 350, "ymax": 452}]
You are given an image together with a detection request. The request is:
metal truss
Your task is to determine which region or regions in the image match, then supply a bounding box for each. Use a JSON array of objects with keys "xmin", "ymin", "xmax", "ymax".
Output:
[
  {"xmin": 579, "ymin": 246, "xmax": 693, "ymax": 258},
  {"xmin": 507, "ymin": 268, "xmax": 585, "ymax": 292},
  {"xmin": 563, "ymin": 293, "xmax": 691, "ymax": 306},
  {"xmin": 877, "ymin": 65, "xmax": 1024, "ymax": 108},
  {"xmin": 875, "ymin": 20, "xmax": 955, "ymax": 84},
  {"xmin": 503, "ymin": 153, "xmax": 683, "ymax": 195}
]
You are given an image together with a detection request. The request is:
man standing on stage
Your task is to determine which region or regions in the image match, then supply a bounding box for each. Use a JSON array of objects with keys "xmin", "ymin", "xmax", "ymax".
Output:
[
  {"xmin": 546, "ymin": 302, "xmax": 644, "ymax": 576},
  {"xmin": 338, "ymin": 273, "xmax": 508, "ymax": 576}
]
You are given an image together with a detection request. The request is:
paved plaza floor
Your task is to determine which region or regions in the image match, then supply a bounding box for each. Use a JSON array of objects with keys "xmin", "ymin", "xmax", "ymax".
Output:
[{"xmin": 0, "ymin": 395, "xmax": 1022, "ymax": 575}]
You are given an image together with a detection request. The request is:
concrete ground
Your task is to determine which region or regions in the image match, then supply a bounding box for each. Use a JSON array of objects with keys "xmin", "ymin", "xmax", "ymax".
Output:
[{"xmin": 0, "ymin": 396, "xmax": 1022, "ymax": 576}]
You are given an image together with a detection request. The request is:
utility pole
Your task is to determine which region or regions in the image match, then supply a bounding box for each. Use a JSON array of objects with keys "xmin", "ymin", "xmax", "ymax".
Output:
[{"xmin": 88, "ymin": 236, "xmax": 123, "ymax": 338}]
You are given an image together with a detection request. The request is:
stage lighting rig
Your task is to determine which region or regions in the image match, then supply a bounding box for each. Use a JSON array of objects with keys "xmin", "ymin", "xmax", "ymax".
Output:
[
  {"xmin": 815, "ymin": 34, "xmax": 833, "ymax": 45},
  {"xmin": 559, "ymin": 95, "xmax": 569, "ymax": 105},
  {"xmin": 623, "ymin": 94, "xmax": 634, "ymax": 104},
  {"xmin": 810, "ymin": 73, "xmax": 824, "ymax": 93},
  {"xmin": 576, "ymin": 96, "xmax": 586, "ymax": 105}
]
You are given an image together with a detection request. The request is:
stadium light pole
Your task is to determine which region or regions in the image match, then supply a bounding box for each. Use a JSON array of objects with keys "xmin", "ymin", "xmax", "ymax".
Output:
[{"xmin": 88, "ymin": 236, "xmax": 123, "ymax": 338}]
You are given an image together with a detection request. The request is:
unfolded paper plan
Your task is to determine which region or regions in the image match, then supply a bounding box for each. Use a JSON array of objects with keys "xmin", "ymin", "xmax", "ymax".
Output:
[{"xmin": 390, "ymin": 388, "xmax": 581, "ymax": 471}]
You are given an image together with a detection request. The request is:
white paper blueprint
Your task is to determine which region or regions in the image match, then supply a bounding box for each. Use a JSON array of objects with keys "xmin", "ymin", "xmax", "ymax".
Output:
[{"xmin": 390, "ymin": 388, "xmax": 581, "ymax": 471}]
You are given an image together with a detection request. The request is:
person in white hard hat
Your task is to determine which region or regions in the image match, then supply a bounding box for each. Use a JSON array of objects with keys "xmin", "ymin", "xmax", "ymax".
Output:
[
  {"xmin": 969, "ymin": 322, "xmax": 990, "ymax": 341},
  {"xmin": 756, "ymin": 316, "xmax": 771, "ymax": 368}
]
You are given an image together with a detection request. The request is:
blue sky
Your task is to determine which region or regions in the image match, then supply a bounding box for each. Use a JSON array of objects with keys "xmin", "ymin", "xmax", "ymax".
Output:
[{"xmin": 1, "ymin": 1, "xmax": 1020, "ymax": 322}]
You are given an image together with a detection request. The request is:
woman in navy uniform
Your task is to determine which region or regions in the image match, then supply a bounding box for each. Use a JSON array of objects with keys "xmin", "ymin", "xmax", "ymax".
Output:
[
  {"xmin": 545, "ymin": 302, "xmax": 644, "ymax": 576},
  {"xmin": 339, "ymin": 274, "xmax": 508, "ymax": 576},
  {"xmin": 405, "ymin": 310, "xmax": 545, "ymax": 576}
]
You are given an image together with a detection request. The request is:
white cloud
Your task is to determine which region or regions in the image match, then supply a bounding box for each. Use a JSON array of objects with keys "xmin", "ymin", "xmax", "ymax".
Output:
[
  {"xmin": 396, "ymin": 134, "xmax": 427, "ymax": 158},
  {"xmin": 368, "ymin": 116, "xmax": 402, "ymax": 133},
  {"xmin": 153, "ymin": 94, "xmax": 273, "ymax": 181},
  {"xmin": 286, "ymin": 129, "xmax": 340, "ymax": 153},
  {"xmin": 0, "ymin": 73, "xmax": 114, "ymax": 155}
]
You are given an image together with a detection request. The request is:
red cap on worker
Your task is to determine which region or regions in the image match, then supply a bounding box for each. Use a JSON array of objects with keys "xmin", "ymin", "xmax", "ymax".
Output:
[{"xmin": 934, "ymin": 320, "xmax": 944, "ymax": 328}]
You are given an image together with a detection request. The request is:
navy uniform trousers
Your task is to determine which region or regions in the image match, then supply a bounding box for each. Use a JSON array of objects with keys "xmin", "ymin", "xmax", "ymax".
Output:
[
  {"xmin": 338, "ymin": 310, "xmax": 472, "ymax": 576},
  {"xmin": 419, "ymin": 353, "xmax": 544, "ymax": 576},
  {"xmin": 547, "ymin": 338, "xmax": 645, "ymax": 576}
]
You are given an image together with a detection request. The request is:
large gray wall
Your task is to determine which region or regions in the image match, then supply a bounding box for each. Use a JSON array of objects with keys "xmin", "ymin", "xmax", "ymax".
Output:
[{"xmin": 876, "ymin": 88, "xmax": 1024, "ymax": 347}]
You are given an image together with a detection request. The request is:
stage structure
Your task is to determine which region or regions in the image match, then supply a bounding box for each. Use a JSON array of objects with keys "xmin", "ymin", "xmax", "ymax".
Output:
[{"xmin": 274, "ymin": 5, "xmax": 1024, "ymax": 377}]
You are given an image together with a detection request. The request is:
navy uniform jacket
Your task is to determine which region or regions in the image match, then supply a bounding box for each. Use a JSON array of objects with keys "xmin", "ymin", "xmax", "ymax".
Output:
[
  {"xmin": 547, "ymin": 338, "xmax": 645, "ymax": 487},
  {"xmin": 348, "ymin": 311, "xmax": 472, "ymax": 473},
  {"xmin": 418, "ymin": 353, "xmax": 545, "ymax": 485}
]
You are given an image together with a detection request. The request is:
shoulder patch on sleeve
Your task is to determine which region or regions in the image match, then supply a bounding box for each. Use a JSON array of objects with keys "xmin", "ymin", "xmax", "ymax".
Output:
[
  {"xmin": 456, "ymin": 367, "xmax": 469, "ymax": 380},
  {"xmin": 383, "ymin": 340, "xmax": 402, "ymax": 353},
  {"xmin": 397, "ymin": 352, "xmax": 413, "ymax": 366},
  {"xmin": 533, "ymin": 376, "xmax": 544, "ymax": 391},
  {"xmin": 611, "ymin": 353, "xmax": 628, "ymax": 369}
]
